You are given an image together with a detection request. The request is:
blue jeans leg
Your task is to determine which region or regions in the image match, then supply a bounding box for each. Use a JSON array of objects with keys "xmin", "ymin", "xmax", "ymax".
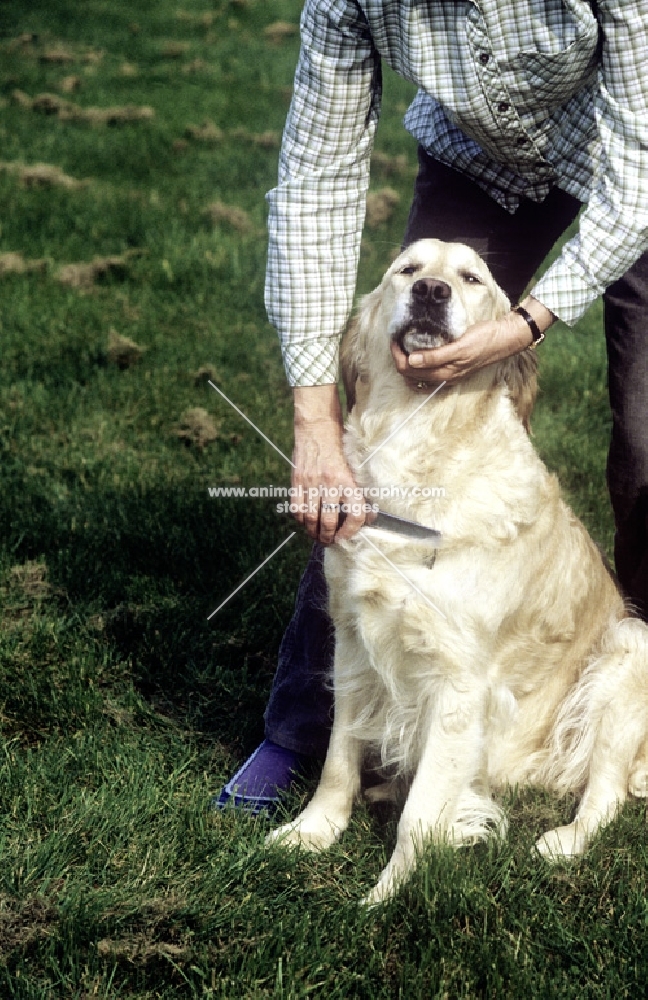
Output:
[{"xmin": 263, "ymin": 543, "xmax": 334, "ymax": 757}]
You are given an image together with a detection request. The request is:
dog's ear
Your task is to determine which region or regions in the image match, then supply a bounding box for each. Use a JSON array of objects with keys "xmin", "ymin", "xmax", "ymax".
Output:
[
  {"xmin": 487, "ymin": 280, "xmax": 538, "ymax": 431},
  {"xmin": 340, "ymin": 285, "xmax": 383, "ymax": 412},
  {"xmin": 499, "ymin": 349, "xmax": 539, "ymax": 433}
]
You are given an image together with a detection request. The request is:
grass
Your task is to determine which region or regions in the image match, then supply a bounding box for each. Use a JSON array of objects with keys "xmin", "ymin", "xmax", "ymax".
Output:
[{"xmin": 0, "ymin": 0, "xmax": 645, "ymax": 996}]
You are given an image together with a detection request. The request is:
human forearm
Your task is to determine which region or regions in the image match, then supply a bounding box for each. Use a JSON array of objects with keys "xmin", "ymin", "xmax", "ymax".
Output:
[
  {"xmin": 265, "ymin": 1, "xmax": 381, "ymax": 388},
  {"xmin": 291, "ymin": 385, "xmax": 366, "ymax": 544}
]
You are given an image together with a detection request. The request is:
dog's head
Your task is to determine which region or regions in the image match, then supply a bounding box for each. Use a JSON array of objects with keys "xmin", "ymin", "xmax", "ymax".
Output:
[
  {"xmin": 342, "ymin": 239, "xmax": 537, "ymax": 430},
  {"xmin": 373, "ymin": 239, "xmax": 511, "ymax": 355}
]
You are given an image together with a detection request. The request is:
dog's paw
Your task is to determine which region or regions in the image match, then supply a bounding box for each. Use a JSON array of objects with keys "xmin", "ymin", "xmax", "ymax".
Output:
[
  {"xmin": 534, "ymin": 822, "xmax": 587, "ymax": 860},
  {"xmin": 265, "ymin": 813, "xmax": 342, "ymax": 853},
  {"xmin": 360, "ymin": 873, "xmax": 402, "ymax": 908}
]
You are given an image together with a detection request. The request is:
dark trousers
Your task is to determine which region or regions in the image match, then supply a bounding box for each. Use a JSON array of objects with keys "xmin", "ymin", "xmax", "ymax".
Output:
[{"xmin": 264, "ymin": 150, "xmax": 648, "ymax": 757}]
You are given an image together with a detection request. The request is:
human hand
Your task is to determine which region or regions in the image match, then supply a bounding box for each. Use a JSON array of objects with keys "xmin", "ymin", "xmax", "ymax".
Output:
[
  {"xmin": 292, "ymin": 384, "xmax": 368, "ymax": 545},
  {"xmin": 390, "ymin": 296, "xmax": 554, "ymax": 390}
]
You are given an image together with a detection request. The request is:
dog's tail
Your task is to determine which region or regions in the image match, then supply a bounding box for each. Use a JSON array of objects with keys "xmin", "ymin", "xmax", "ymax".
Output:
[{"xmin": 542, "ymin": 615, "xmax": 648, "ymax": 797}]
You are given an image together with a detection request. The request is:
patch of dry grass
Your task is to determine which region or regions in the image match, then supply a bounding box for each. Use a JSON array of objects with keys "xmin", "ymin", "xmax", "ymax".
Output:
[
  {"xmin": 6, "ymin": 561, "xmax": 52, "ymax": 601},
  {"xmin": 184, "ymin": 120, "xmax": 223, "ymax": 142},
  {"xmin": 192, "ymin": 364, "xmax": 222, "ymax": 387},
  {"xmin": 0, "ymin": 160, "xmax": 87, "ymax": 190},
  {"xmin": 174, "ymin": 407, "xmax": 220, "ymax": 448},
  {"xmin": 0, "ymin": 252, "xmax": 48, "ymax": 276},
  {"xmin": 11, "ymin": 90, "xmax": 154, "ymax": 126},
  {"xmin": 159, "ymin": 41, "xmax": 191, "ymax": 59},
  {"xmin": 372, "ymin": 150, "xmax": 411, "ymax": 177},
  {"xmin": 263, "ymin": 21, "xmax": 299, "ymax": 44},
  {"xmin": 181, "ymin": 58, "xmax": 208, "ymax": 74},
  {"xmin": 365, "ymin": 187, "xmax": 401, "ymax": 228},
  {"xmin": 230, "ymin": 126, "xmax": 280, "ymax": 148},
  {"xmin": 0, "ymin": 896, "xmax": 58, "ymax": 961},
  {"xmin": 175, "ymin": 9, "xmax": 215, "ymax": 28},
  {"xmin": 58, "ymin": 74, "xmax": 82, "ymax": 93},
  {"xmin": 96, "ymin": 934, "xmax": 192, "ymax": 965},
  {"xmin": 203, "ymin": 201, "xmax": 253, "ymax": 232},
  {"xmin": 55, "ymin": 251, "xmax": 142, "ymax": 290},
  {"xmin": 106, "ymin": 329, "xmax": 147, "ymax": 369}
]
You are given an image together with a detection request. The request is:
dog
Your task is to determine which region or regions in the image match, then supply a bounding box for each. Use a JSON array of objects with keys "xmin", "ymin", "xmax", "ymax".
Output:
[{"xmin": 266, "ymin": 239, "xmax": 648, "ymax": 904}]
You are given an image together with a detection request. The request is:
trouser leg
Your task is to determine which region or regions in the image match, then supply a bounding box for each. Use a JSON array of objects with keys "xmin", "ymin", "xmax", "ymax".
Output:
[
  {"xmin": 264, "ymin": 151, "xmax": 583, "ymax": 757},
  {"xmin": 264, "ymin": 543, "xmax": 334, "ymax": 757},
  {"xmin": 604, "ymin": 255, "xmax": 648, "ymax": 618}
]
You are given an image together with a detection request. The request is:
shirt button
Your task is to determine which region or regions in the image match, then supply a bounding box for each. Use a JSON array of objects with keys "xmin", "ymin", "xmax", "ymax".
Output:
[
  {"xmin": 479, "ymin": 52, "xmax": 490, "ymax": 65},
  {"xmin": 497, "ymin": 102, "xmax": 510, "ymax": 113}
]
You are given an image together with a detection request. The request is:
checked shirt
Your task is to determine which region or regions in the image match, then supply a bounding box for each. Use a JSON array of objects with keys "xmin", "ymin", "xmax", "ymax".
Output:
[{"xmin": 265, "ymin": 0, "xmax": 648, "ymax": 387}]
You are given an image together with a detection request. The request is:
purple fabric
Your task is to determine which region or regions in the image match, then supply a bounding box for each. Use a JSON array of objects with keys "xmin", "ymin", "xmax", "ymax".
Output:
[{"xmin": 215, "ymin": 739, "xmax": 307, "ymax": 813}]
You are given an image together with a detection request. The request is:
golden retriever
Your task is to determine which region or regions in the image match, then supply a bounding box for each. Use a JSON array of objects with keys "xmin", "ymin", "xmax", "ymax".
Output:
[{"xmin": 267, "ymin": 239, "xmax": 648, "ymax": 904}]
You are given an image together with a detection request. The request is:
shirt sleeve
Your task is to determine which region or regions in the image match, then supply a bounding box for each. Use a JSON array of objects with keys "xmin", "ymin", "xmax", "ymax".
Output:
[
  {"xmin": 265, "ymin": 0, "xmax": 381, "ymax": 387},
  {"xmin": 532, "ymin": 0, "xmax": 648, "ymax": 325}
]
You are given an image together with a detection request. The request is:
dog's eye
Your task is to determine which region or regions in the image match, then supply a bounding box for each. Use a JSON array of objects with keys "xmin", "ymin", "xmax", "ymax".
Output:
[
  {"xmin": 399, "ymin": 264, "xmax": 421, "ymax": 276},
  {"xmin": 461, "ymin": 272, "xmax": 483, "ymax": 285}
]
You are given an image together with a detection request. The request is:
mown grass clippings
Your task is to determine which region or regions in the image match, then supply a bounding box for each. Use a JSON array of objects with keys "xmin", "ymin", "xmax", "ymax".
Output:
[
  {"xmin": 193, "ymin": 364, "xmax": 222, "ymax": 387},
  {"xmin": 55, "ymin": 251, "xmax": 141, "ymax": 290},
  {"xmin": 365, "ymin": 186, "xmax": 401, "ymax": 228},
  {"xmin": 39, "ymin": 46, "xmax": 75, "ymax": 65},
  {"xmin": 0, "ymin": 160, "xmax": 87, "ymax": 190},
  {"xmin": 203, "ymin": 200, "xmax": 253, "ymax": 232},
  {"xmin": 371, "ymin": 149, "xmax": 412, "ymax": 177},
  {"xmin": 11, "ymin": 90, "xmax": 155, "ymax": 125},
  {"xmin": 58, "ymin": 74, "xmax": 82, "ymax": 94},
  {"xmin": 159, "ymin": 41, "xmax": 191, "ymax": 59},
  {"xmin": 96, "ymin": 932, "xmax": 193, "ymax": 965},
  {"xmin": 0, "ymin": 251, "xmax": 48, "ymax": 276},
  {"xmin": 263, "ymin": 21, "xmax": 299, "ymax": 44},
  {"xmin": 181, "ymin": 58, "xmax": 208, "ymax": 74},
  {"xmin": 230, "ymin": 126, "xmax": 281, "ymax": 148},
  {"xmin": 176, "ymin": 10, "xmax": 216, "ymax": 28},
  {"xmin": 0, "ymin": 895, "xmax": 58, "ymax": 962},
  {"xmin": 174, "ymin": 407, "xmax": 221, "ymax": 449},
  {"xmin": 106, "ymin": 329, "xmax": 147, "ymax": 370},
  {"xmin": 184, "ymin": 120, "xmax": 223, "ymax": 142},
  {"xmin": 5, "ymin": 32, "xmax": 39, "ymax": 52},
  {"xmin": 6, "ymin": 560, "xmax": 52, "ymax": 602},
  {"xmin": 119, "ymin": 62, "xmax": 139, "ymax": 78}
]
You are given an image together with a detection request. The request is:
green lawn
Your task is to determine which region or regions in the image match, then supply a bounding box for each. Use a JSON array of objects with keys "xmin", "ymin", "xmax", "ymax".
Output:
[{"xmin": 0, "ymin": 1, "xmax": 645, "ymax": 996}]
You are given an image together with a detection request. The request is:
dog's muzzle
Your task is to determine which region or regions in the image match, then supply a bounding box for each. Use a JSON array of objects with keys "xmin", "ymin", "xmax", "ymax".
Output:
[{"xmin": 393, "ymin": 278, "xmax": 455, "ymax": 354}]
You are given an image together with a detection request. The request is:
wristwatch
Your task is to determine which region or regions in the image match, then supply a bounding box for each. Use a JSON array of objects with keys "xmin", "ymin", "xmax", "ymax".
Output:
[{"xmin": 514, "ymin": 305, "xmax": 545, "ymax": 348}]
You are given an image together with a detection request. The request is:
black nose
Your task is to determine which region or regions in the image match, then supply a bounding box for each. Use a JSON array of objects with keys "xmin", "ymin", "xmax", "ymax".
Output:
[{"xmin": 411, "ymin": 278, "xmax": 451, "ymax": 304}]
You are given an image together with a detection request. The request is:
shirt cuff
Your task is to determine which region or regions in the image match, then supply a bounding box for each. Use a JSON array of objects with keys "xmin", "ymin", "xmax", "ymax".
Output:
[
  {"xmin": 283, "ymin": 338, "xmax": 340, "ymax": 387},
  {"xmin": 530, "ymin": 255, "xmax": 601, "ymax": 327}
]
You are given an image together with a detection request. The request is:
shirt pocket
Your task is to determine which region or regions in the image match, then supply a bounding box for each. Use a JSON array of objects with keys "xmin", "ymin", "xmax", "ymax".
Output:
[{"xmin": 509, "ymin": 32, "xmax": 599, "ymax": 111}]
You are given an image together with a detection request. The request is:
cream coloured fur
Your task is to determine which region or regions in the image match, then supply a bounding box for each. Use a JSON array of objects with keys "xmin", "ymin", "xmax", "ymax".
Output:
[{"xmin": 266, "ymin": 239, "xmax": 648, "ymax": 904}]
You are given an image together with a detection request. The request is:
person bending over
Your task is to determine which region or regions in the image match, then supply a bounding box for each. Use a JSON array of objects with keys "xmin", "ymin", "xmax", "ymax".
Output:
[{"xmin": 216, "ymin": 0, "xmax": 648, "ymax": 811}]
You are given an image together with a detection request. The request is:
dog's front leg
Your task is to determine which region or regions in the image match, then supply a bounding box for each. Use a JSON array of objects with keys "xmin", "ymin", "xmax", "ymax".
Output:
[
  {"xmin": 364, "ymin": 683, "xmax": 486, "ymax": 904},
  {"xmin": 266, "ymin": 631, "xmax": 363, "ymax": 852}
]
